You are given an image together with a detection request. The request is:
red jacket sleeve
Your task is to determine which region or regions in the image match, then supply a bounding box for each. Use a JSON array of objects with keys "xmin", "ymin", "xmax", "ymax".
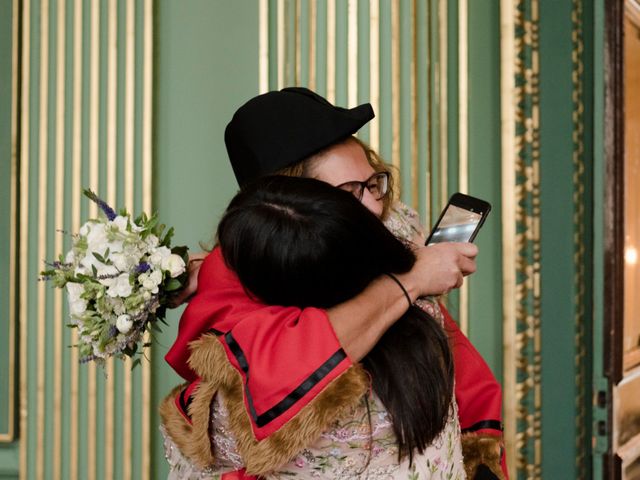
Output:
[
  {"xmin": 165, "ymin": 248, "xmax": 352, "ymax": 439},
  {"xmin": 440, "ymin": 303, "xmax": 503, "ymax": 435}
]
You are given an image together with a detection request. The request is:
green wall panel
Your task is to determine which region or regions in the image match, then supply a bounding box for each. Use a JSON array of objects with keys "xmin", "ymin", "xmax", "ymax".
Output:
[
  {"xmin": 467, "ymin": 0, "xmax": 504, "ymax": 379},
  {"xmin": 16, "ymin": 0, "xmax": 155, "ymax": 478},
  {"xmin": 152, "ymin": 1, "xmax": 259, "ymax": 477}
]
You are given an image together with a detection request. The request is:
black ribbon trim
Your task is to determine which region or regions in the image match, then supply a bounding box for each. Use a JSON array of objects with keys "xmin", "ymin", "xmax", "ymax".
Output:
[
  {"xmin": 178, "ymin": 386, "xmax": 194, "ymax": 421},
  {"xmin": 461, "ymin": 419, "xmax": 503, "ymax": 434},
  {"xmin": 224, "ymin": 331, "xmax": 347, "ymax": 427}
]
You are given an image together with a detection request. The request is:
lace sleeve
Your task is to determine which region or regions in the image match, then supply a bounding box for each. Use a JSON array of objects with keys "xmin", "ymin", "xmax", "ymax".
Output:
[
  {"xmin": 383, "ymin": 200, "xmax": 428, "ymax": 245},
  {"xmin": 160, "ymin": 394, "xmax": 245, "ymax": 480}
]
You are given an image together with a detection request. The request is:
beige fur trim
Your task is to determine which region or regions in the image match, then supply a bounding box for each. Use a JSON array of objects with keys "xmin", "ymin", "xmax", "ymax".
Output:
[
  {"xmin": 188, "ymin": 333, "xmax": 369, "ymax": 475},
  {"xmin": 461, "ymin": 432, "xmax": 505, "ymax": 480},
  {"xmin": 159, "ymin": 382, "xmax": 217, "ymax": 468}
]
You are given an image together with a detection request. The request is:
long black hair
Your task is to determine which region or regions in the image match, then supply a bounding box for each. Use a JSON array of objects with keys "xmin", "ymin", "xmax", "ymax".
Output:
[{"xmin": 217, "ymin": 176, "xmax": 454, "ymax": 462}]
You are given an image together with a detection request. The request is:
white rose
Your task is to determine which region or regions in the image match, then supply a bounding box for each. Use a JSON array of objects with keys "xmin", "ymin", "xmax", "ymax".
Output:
[
  {"xmin": 162, "ymin": 254, "xmax": 186, "ymax": 278},
  {"xmin": 149, "ymin": 269, "xmax": 163, "ymax": 285},
  {"xmin": 116, "ymin": 314, "xmax": 133, "ymax": 334},
  {"xmin": 141, "ymin": 269, "xmax": 163, "ymax": 294},
  {"xmin": 106, "ymin": 273, "xmax": 133, "ymax": 298},
  {"xmin": 146, "ymin": 235, "xmax": 159, "ymax": 249},
  {"xmin": 148, "ymin": 246, "xmax": 171, "ymax": 268}
]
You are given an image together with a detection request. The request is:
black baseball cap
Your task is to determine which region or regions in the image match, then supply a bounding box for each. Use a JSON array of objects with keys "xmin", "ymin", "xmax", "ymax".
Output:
[{"xmin": 225, "ymin": 87, "xmax": 375, "ymax": 186}]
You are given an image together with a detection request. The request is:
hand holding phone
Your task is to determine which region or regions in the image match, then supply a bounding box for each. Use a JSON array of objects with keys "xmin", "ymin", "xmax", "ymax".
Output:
[{"xmin": 425, "ymin": 193, "xmax": 491, "ymax": 245}]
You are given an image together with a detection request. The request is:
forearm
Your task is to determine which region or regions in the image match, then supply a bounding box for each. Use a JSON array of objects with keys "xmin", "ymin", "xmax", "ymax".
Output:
[{"xmin": 327, "ymin": 273, "xmax": 417, "ymax": 361}]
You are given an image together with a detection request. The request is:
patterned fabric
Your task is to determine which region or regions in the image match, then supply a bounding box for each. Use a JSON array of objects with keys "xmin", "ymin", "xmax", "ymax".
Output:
[{"xmin": 162, "ymin": 392, "xmax": 465, "ymax": 480}]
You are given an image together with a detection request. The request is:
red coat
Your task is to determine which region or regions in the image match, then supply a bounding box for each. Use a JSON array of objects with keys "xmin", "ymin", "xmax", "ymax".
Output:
[{"xmin": 166, "ymin": 247, "xmax": 507, "ymax": 477}]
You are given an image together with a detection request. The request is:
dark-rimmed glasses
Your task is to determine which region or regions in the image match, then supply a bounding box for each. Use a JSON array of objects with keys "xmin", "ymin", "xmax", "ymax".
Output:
[{"xmin": 336, "ymin": 172, "xmax": 390, "ymax": 202}]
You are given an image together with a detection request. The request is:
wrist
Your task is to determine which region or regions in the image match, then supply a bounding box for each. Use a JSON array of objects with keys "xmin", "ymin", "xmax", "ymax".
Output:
[{"xmin": 393, "ymin": 272, "xmax": 420, "ymax": 302}]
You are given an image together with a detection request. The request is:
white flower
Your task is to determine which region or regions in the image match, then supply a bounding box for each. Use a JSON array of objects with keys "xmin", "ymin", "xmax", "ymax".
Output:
[
  {"xmin": 65, "ymin": 249, "xmax": 75, "ymax": 264},
  {"xmin": 106, "ymin": 273, "xmax": 133, "ymax": 298},
  {"xmin": 111, "ymin": 215, "xmax": 129, "ymax": 233},
  {"xmin": 96, "ymin": 265, "xmax": 119, "ymax": 286},
  {"xmin": 86, "ymin": 223, "xmax": 108, "ymax": 250},
  {"xmin": 148, "ymin": 246, "xmax": 171, "ymax": 268},
  {"xmin": 79, "ymin": 221, "xmax": 92, "ymax": 237},
  {"xmin": 110, "ymin": 252, "xmax": 139, "ymax": 271},
  {"xmin": 116, "ymin": 314, "xmax": 133, "ymax": 334},
  {"xmin": 162, "ymin": 254, "xmax": 186, "ymax": 278},
  {"xmin": 140, "ymin": 269, "xmax": 162, "ymax": 294},
  {"xmin": 66, "ymin": 282, "xmax": 87, "ymax": 315},
  {"xmin": 146, "ymin": 234, "xmax": 159, "ymax": 249}
]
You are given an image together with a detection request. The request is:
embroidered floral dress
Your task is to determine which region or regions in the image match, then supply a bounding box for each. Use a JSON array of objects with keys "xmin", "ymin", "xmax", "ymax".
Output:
[{"xmin": 162, "ymin": 201, "xmax": 466, "ymax": 479}]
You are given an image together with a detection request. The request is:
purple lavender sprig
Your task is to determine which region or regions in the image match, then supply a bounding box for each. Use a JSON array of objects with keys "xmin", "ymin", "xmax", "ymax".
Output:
[
  {"xmin": 135, "ymin": 262, "xmax": 151, "ymax": 274},
  {"xmin": 83, "ymin": 189, "xmax": 117, "ymax": 221}
]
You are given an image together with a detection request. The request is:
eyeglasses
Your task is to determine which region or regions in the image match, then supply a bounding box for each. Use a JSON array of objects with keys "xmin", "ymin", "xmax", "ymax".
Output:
[{"xmin": 336, "ymin": 172, "xmax": 390, "ymax": 202}]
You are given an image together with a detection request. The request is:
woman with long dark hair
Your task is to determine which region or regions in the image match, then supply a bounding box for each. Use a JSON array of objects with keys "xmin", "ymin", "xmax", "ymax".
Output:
[{"xmin": 162, "ymin": 176, "xmax": 464, "ymax": 479}]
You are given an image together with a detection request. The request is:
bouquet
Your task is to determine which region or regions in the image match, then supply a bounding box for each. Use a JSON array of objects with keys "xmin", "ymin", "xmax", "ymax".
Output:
[{"xmin": 41, "ymin": 190, "xmax": 188, "ymax": 366}]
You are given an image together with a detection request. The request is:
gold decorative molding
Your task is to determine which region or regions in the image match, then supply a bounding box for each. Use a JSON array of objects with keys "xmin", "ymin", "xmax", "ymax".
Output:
[
  {"xmin": 19, "ymin": 0, "xmax": 32, "ymax": 473},
  {"xmin": 438, "ymin": 0, "xmax": 448, "ymax": 210},
  {"xmin": 502, "ymin": 1, "xmax": 543, "ymax": 478},
  {"xmin": 500, "ymin": 0, "xmax": 517, "ymax": 475},
  {"xmin": 458, "ymin": 0, "xmax": 469, "ymax": 335},
  {"xmin": 0, "ymin": 0, "xmax": 19, "ymax": 446},
  {"xmin": 571, "ymin": 0, "xmax": 587, "ymax": 477}
]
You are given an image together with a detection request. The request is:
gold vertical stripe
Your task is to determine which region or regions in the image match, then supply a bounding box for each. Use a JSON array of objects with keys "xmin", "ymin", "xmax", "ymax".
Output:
[
  {"xmin": 53, "ymin": 0, "xmax": 66, "ymax": 477},
  {"xmin": 259, "ymin": 0, "xmax": 269, "ymax": 93},
  {"xmin": 425, "ymin": 0, "xmax": 432, "ymax": 221},
  {"xmin": 347, "ymin": 0, "xmax": 357, "ymax": 106},
  {"xmin": 369, "ymin": 0, "xmax": 380, "ymax": 152},
  {"xmin": 458, "ymin": 0, "xmax": 468, "ymax": 194},
  {"xmin": 277, "ymin": 0, "xmax": 285, "ymax": 89},
  {"xmin": 391, "ymin": 0, "xmax": 400, "ymax": 170},
  {"xmin": 411, "ymin": 0, "xmax": 418, "ymax": 210},
  {"xmin": 458, "ymin": 0, "xmax": 469, "ymax": 334},
  {"xmin": 107, "ymin": 0, "xmax": 117, "ymax": 204},
  {"xmin": 123, "ymin": 3, "xmax": 136, "ymax": 477},
  {"xmin": 4, "ymin": 0, "xmax": 19, "ymax": 446},
  {"xmin": 326, "ymin": 0, "xmax": 335, "ymax": 103},
  {"xmin": 70, "ymin": 0, "xmax": 83, "ymax": 476},
  {"xmin": 104, "ymin": 1, "xmax": 117, "ymax": 477},
  {"xmin": 87, "ymin": 0, "xmax": 100, "ymax": 477},
  {"xmin": 19, "ymin": 0, "xmax": 31, "ymax": 476},
  {"xmin": 36, "ymin": 1, "xmax": 50, "ymax": 477},
  {"xmin": 125, "ymin": 0, "xmax": 135, "ymax": 213},
  {"xmin": 141, "ymin": 1, "xmax": 154, "ymax": 478},
  {"xmin": 308, "ymin": 0, "xmax": 316, "ymax": 91},
  {"xmin": 500, "ymin": 0, "xmax": 516, "ymax": 475},
  {"xmin": 295, "ymin": 0, "xmax": 301, "ymax": 85},
  {"xmin": 439, "ymin": 0, "xmax": 448, "ymax": 208}
]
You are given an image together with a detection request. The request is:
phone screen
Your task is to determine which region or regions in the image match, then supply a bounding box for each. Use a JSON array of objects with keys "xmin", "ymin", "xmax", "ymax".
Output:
[{"xmin": 428, "ymin": 205, "xmax": 483, "ymax": 244}]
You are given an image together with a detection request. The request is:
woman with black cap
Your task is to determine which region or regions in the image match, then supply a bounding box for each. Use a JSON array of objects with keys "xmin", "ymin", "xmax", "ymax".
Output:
[{"xmin": 162, "ymin": 88, "xmax": 506, "ymax": 479}]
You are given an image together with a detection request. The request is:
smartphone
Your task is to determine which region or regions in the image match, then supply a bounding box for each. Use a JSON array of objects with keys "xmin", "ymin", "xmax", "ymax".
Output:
[{"xmin": 425, "ymin": 193, "xmax": 491, "ymax": 245}]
